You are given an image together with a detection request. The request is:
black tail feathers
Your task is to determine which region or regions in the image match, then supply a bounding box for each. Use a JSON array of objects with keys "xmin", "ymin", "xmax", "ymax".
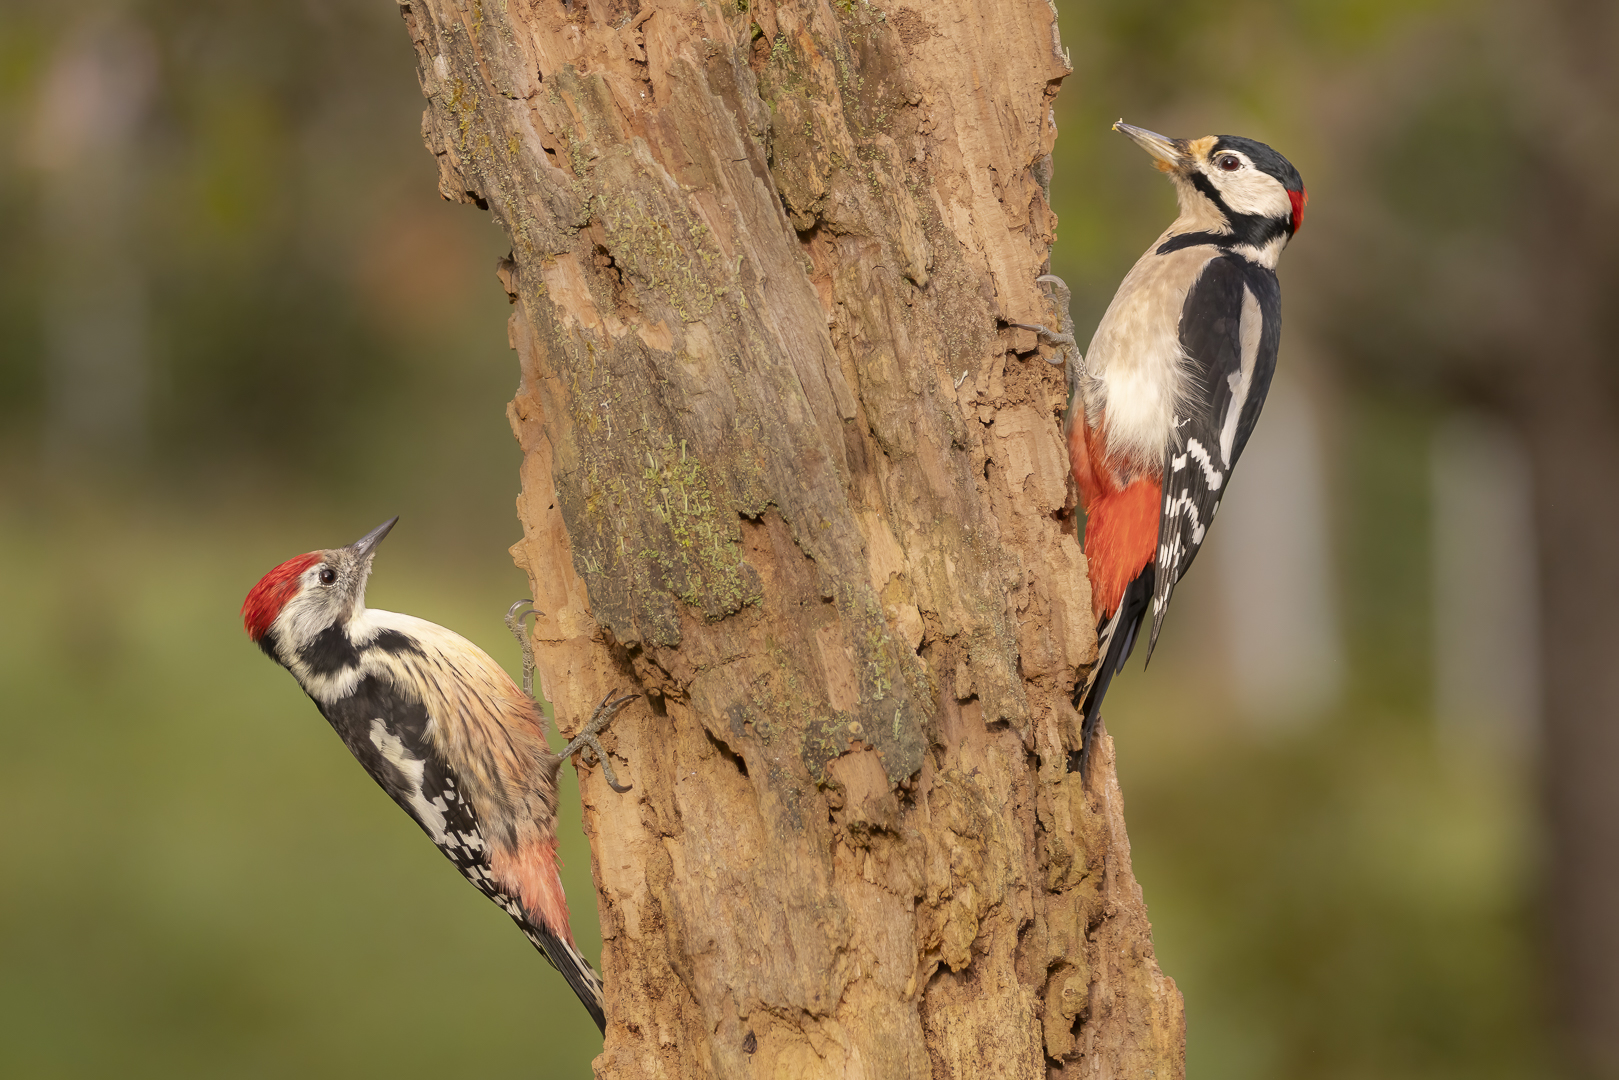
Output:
[
  {"xmin": 527, "ymin": 923, "xmax": 607, "ymax": 1034},
  {"xmin": 1070, "ymin": 566, "xmax": 1154, "ymax": 781}
]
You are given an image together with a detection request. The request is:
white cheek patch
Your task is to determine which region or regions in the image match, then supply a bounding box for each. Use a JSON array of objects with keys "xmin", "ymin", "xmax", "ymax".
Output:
[
  {"xmin": 280, "ymin": 589, "xmax": 342, "ymax": 650},
  {"xmin": 1214, "ymin": 168, "xmax": 1292, "ymax": 221}
]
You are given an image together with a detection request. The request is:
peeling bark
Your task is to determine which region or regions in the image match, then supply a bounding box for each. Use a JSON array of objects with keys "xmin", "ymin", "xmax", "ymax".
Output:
[{"xmin": 398, "ymin": 0, "xmax": 1183, "ymax": 1075}]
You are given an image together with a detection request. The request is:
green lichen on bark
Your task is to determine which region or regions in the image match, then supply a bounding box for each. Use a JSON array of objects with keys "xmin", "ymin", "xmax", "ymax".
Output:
[
  {"xmin": 597, "ymin": 189, "xmax": 721, "ymax": 323},
  {"xmin": 636, "ymin": 434, "xmax": 763, "ymax": 617}
]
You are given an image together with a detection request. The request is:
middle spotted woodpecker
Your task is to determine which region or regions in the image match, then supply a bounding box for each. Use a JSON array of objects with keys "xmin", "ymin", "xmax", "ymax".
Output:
[
  {"xmin": 1016, "ymin": 121, "xmax": 1306, "ymax": 775},
  {"xmin": 242, "ymin": 517, "xmax": 634, "ymax": 1032}
]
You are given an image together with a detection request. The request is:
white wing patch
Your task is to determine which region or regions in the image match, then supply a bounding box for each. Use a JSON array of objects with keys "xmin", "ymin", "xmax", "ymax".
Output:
[
  {"xmin": 368, "ymin": 718, "xmax": 451, "ymax": 846},
  {"xmin": 1218, "ymin": 284, "xmax": 1263, "ymax": 466}
]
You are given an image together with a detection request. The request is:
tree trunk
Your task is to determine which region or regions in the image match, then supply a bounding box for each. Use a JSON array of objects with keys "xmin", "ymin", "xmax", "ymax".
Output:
[{"xmin": 398, "ymin": 1, "xmax": 1184, "ymax": 1076}]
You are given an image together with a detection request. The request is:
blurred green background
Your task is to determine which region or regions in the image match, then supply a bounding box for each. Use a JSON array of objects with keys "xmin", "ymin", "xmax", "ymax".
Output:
[{"xmin": 2, "ymin": 0, "xmax": 1608, "ymax": 1077}]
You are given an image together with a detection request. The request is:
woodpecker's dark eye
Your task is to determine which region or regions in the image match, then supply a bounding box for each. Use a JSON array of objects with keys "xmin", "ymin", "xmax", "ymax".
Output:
[
  {"xmin": 318, "ymin": 567, "xmax": 337, "ymax": 586},
  {"xmin": 1216, "ymin": 155, "xmax": 1242, "ymax": 172}
]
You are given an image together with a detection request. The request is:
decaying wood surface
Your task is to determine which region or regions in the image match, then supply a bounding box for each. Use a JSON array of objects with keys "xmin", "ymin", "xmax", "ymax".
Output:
[{"xmin": 398, "ymin": 0, "xmax": 1183, "ymax": 1075}]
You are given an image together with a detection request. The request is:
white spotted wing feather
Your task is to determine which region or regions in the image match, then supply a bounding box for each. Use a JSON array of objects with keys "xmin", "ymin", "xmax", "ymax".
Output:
[{"xmin": 1149, "ymin": 255, "xmax": 1282, "ymax": 657}]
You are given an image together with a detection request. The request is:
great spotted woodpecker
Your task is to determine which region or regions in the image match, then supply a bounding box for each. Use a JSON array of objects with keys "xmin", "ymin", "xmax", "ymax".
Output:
[
  {"xmin": 241, "ymin": 517, "xmax": 634, "ymax": 1032},
  {"xmin": 1016, "ymin": 121, "xmax": 1306, "ymax": 774}
]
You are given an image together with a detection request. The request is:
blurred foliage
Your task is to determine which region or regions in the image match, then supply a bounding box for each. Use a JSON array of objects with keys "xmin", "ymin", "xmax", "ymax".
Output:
[{"xmin": 0, "ymin": 0, "xmax": 1555, "ymax": 1076}]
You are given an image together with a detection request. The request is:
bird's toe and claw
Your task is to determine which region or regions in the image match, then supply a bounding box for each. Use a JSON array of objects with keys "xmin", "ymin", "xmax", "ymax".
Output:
[
  {"xmin": 505, "ymin": 599, "xmax": 542, "ymax": 699},
  {"xmin": 507, "ymin": 599, "xmax": 637, "ymax": 793},
  {"xmin": 562, "ymin": 690, "xmax": 639, "ymax": 793},
  {"xmin": 1009, "ymin": 321, "xmax": 1075, "ymax": 364},
  {"xmin": 1012, "ymin": 274, "xmax": 1078, "ymax": 367}
]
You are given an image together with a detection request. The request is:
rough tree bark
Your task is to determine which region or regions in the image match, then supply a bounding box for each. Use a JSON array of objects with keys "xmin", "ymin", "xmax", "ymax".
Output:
[{"xmin": 397, "ymin": 0, "xmax": 1183, "ymax": 1076}]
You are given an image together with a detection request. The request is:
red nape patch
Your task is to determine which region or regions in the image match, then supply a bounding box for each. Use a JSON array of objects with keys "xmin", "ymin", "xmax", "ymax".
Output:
[
  {"xmin": 242, "ymin": 553, "xmax": 319, "ymax": 640},
  {"xmin": 1289, "ymin": 188, "xmax": 1308, "ymax": 235}
]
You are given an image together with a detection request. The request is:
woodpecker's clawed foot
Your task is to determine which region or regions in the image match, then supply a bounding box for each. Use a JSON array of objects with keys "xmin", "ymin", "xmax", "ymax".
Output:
[
  {"xmin": 562, "ymin": 689, "xmax": 638, "ymax": 793},
  {"xmin": 1009, "ymin": 321, "xmax": 1074, "ymax": 364},
  {"xmin": 1013, "ymin": 275, "xmax": 1078, "ymax": 368},
  {"xmin": 505, "ymin": 599, "xmax": 542, "ymax": 699},
  {"xmin": 1034, "ymin": 273, "xmax": 1073, "ymax": 305}
]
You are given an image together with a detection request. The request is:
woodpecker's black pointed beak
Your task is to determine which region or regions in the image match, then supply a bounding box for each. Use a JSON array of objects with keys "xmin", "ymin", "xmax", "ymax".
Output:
[
  {"xmin": 349, "ymin": 517, "xmax": 398, "ymax": 559},
  {"xmin": 1114, "ymin": 120, "xmax": 1186, "ymax": 171}
]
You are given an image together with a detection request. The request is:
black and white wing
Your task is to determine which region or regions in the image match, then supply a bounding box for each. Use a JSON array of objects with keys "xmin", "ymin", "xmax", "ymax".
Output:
[
  {"xmin": 319, "ymin": 676, "xmax": 513, "ymax": 904},
  {"xmin": 1147, "ymin": 254, "xmax": 1281, "ymax": 658},
  {"xmin": 316, "ymin": 677, "xmax": 607, "ymax": 1031}
]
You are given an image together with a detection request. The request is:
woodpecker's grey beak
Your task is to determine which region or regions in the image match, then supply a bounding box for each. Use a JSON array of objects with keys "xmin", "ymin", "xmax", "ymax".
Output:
[
  {"xmin": 1114, "ymin": 120, "xmax": 1186, "ymax": 170},
  {"xmin": 349, "ymin": 517, "xmax": 399, "ymax": 558}
]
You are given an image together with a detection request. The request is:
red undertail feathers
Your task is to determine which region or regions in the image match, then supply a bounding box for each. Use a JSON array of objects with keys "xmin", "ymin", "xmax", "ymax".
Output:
[
  {"xmin": 1069, "ymin": 416, "xmax": 1162, "ymax": 621},
  {"xmin": 1083, "ymin": 478, "xmax": 1161, "ymax": 622},
  {"xmin": 490, "ymin": 837, "xmax": 575, "ymax": 945}
]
